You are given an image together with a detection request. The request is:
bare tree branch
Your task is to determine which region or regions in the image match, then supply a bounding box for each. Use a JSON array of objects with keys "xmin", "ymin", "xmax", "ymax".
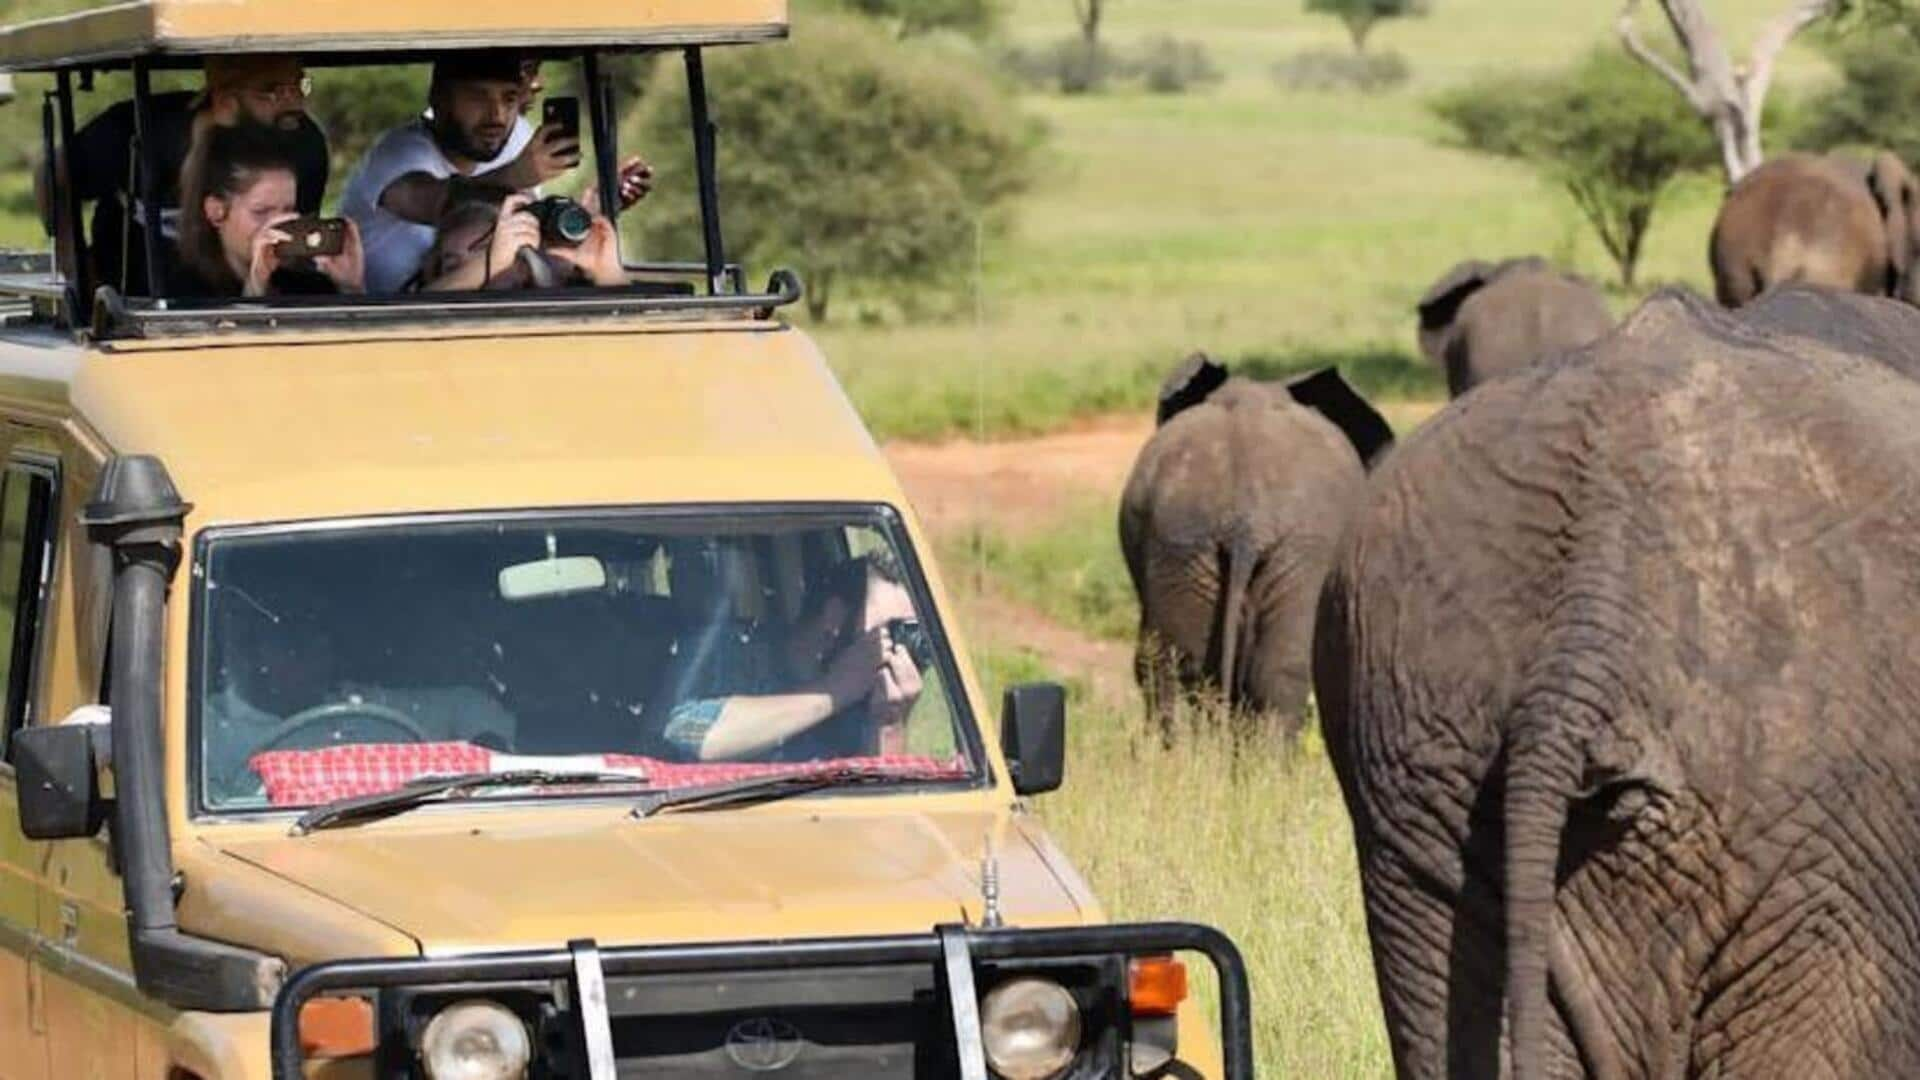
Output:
[
  {"xmin": 1617, "ymin": 0, "xmax": 1706, "ymax": 110},
  {"xmin": 1743, "ymin": 0, "xmax": 1838, "ymax": 111}
]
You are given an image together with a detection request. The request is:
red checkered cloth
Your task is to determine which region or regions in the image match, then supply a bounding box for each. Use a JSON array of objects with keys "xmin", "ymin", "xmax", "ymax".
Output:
[{"xmin": 249, "ymin": 742, "xmax": 970, "ymax": 807}]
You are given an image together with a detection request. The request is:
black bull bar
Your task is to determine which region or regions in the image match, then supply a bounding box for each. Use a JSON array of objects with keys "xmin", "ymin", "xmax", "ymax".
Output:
[{"xmin": 269, "ymin": 920, "xmax": 1254, "ymax": 1079}]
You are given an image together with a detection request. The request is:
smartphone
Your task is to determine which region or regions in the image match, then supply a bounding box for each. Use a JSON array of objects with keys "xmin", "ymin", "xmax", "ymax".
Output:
[
  {"xmin": 274, "ymin": 217, "xmax": 347, "ymax": 259},
  {"xmin": 542, "ymin": 96, "xmax": 581, "ymax": 143}
]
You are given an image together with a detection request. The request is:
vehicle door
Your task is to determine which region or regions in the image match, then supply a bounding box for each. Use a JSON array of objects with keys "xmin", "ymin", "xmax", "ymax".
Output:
[{"xmin": 0, "ymin": 445, "xmax": 59, "ymax": 1080}]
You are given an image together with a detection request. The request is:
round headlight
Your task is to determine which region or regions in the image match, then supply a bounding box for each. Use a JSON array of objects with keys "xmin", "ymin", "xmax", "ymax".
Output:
[
  {"xmin": 980, "ymin": 977, "xmax": 1081, "ymax": 1080},
  {"xmin": 419, "ymin": 999, "xmax": 532, "ymax": 1080}
]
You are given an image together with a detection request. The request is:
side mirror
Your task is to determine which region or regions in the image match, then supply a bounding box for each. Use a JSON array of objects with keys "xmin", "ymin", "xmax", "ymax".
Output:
[
  {"xmin": 1000, "ymin": 683, "xmax": 1065, "ymax": 796},
  {"xmin": 13, "ymin": 708, "xmax": 111, "ymax": 840}
]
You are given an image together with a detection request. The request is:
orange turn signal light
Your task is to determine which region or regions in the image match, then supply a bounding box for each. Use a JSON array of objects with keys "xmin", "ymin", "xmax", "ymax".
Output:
[
  {"xmin": 1129, "ymin": 954, "xmax": 1189, "ymax": 1017},
  {"xmin": 298, "ymin": 994, "xmax": 377, "ymax": 1059}
]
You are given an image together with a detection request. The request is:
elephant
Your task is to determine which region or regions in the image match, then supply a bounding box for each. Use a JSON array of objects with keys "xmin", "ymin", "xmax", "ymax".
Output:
[
  {"xmin": 1709, "ymin": 151, "xmax": 1920, "ymax": 308},
  {"xmin": 1314, "ymin": 285, "xmax": 1920, "ymax": 1079},
  {"xmin": 1119, "ymin": 355, "xmax": 1391, "ymax": 743},
  {"xmin": 1416, "ymin": 256, "xmax": 1615, "ymax": 397}
]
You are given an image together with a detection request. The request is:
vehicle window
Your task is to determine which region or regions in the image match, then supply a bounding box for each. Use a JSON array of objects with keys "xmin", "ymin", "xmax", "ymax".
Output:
[
  {"xmin": 194, "ymin": 510, "xmax": 976, "ymax": 812},
  {"xmin": 0, "ymin": 461, "xmax": 58, "ymax": 753}
]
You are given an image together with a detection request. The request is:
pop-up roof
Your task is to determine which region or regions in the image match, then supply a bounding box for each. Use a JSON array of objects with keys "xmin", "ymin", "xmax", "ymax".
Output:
[{"xmin": 0, "ymin": 0, "xmax": 788, "ymax": 71}]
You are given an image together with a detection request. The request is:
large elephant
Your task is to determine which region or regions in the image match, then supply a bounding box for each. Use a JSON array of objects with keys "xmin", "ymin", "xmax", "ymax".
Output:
[
  {"xmin": 1710, "ymin": 151, "xmax": 1920, "ymax": 307},
  {"xmin": 1416, "ymin": 257, "xmax": 1615, "ymax": 397},
  {"xmin": 1119, "ymin": 355, "xmax": 1390, "ymax": 743},
  {"xmin": 1315, "ymin": 285, "xmax": 1920, "ymax": 1078}
]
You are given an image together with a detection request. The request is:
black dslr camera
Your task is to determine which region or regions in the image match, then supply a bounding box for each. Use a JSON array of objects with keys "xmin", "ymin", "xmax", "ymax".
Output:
[
  {"xmin": 521, "ymin": 195, "xmax": 594, "ymax": 248},
  {"xmin": 885, "ymin": 617, "xmax": 934, "ymax": 669}
]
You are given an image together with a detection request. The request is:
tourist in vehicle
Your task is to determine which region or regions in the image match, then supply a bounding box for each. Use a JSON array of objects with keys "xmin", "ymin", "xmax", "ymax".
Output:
[
  {"xmin": 174, "ymin": 125, "xmax": 365, "ymax": 298},
  {"xmin": 661, "ymin": 556, "xmax": 926, "ymax": 763},
  {"xmin": 415, "ymin": 191, "xmax": 627, "ymax": 290},
  {"xmin": 37, "ymin": 53, "xmax": 327, "ymax": 296},
  {"xmin": 343, "ymin": 49, "xmax": 655, "ymax": 293}
]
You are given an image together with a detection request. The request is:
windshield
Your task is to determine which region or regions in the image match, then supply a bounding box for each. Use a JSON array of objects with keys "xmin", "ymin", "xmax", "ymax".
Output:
[{"xmin": 193, "ymin": 509, "xmax": 977, "ymax": 813}]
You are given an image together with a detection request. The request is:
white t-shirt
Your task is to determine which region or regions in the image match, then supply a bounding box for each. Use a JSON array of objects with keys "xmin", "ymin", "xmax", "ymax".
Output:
[{"xmin": 342, "ymin": 115, "xmax": 535, "ymax": 294}]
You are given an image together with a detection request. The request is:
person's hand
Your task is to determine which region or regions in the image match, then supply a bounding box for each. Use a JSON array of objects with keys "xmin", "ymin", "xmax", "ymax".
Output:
[
  {"xmin": 500, "ymin": 122, "xmax": 581, "ymax": 190},
  {"xmin": 315, "ymin": 218, "xmax": 366, "ymax": 294},
  {"xmin": 486, "ymin": 193, "xmax": 543, "ymax": 288},
  {"xmin": 582, "ymin": 155, "xmax": 655, "ymax": 214},
  {"xmin": 867, "ymin": 631, "xmax": 924, "ymax": 727},
  {"xmin": 821, "ymin": 628, "xmax": 887, "ymax": 710},
  {"xmin": 549, "ymin": 214, "xmax": 625, "ymax": 286},
  {"xmin": 242, "ymin": 214, "xmax": 297, "ymax": 297}
]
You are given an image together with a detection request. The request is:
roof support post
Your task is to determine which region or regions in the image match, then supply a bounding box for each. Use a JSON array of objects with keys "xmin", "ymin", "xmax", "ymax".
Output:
[
  {"xmin": 684, "ymin": 46, "xmax": 727, "ymax": 295},
  {"xmin": 129, "ymin": 59, "xmax": 166, "ymax": 301},
  {"xmin": 52, "ymin": 70, "xmax": 89, "ymax": 312},
  {"xmin": 582, "ymin": 51, "xmax": 621, "ymax": 225}
]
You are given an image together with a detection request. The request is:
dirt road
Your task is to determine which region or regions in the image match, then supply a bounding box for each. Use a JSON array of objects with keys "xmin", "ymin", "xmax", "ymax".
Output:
[{"xmin": 882, "ymin": 414, "xmax": 1150, "ymax": 538}]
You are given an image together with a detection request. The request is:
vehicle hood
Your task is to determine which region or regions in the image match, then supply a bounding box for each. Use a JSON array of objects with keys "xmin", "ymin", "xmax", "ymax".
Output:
[{"xmin": 213, "ymin": 805, "xmax": 1089, "ymax": 955}]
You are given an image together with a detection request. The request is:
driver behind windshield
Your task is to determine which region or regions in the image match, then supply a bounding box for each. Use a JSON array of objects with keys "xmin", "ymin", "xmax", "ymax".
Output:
[
  {"xmin": 661, "ymin": 556, "xmax": 925, "ymax": 763},
  {"xmin": 203, "ymin": 592, "xmax": 517, "ymax": 802}
]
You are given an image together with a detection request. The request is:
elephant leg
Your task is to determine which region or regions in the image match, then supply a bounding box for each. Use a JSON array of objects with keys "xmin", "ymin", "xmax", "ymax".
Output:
[
  {"xmin": 1240, "ymin": 547, "xmax": 1326, "ymax": 741},
  {"xmin": 1134, "ymin": 628, "xmax": 1180, "ymax": 749},
  {"xmin": 1139, "ymin": 542, "xmax": 1225, "ymax": 739}
]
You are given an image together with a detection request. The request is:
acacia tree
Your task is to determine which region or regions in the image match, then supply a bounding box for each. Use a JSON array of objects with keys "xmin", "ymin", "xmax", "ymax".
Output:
[
  {"xmin": 1306, "ymin": 0, "xmax": 1430, "ymax": 54},
  {"xmin": 1616, "ymin": 0, "xmax": 1913, "ymax": 184},
  {"xmin": 1072, "ymin": 0, "xmax": 1107, "ymax": 44}
]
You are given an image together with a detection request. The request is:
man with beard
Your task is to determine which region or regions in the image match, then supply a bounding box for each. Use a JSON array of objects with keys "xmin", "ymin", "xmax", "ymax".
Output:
[
  {"xmin": 342, "ymin": 51, "xmax": 573, "ymax": 294},
  {"xmin": 40, "ymin": 54, "xmax": 328, "ymax": 297}
]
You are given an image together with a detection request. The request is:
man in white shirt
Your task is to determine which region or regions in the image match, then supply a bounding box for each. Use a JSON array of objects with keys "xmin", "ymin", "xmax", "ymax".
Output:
[{"xmin": 342, "ymin": 51, "xmax": 577, "ymax": 293}]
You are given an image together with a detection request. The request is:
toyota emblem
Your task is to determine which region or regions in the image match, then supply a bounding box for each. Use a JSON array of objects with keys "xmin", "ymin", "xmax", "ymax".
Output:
[{"xmin": 724, "ymin": 1017, "xmax": 806, "ymax": 1072}]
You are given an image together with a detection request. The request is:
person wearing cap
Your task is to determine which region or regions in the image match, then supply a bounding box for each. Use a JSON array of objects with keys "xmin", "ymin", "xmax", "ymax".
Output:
[
  {"xmin": 38, "ymin": 54, "xmax": 329, "ymax": 297},
  {"xmin": 342, "ymin": 50, "xmax": 654, "ymax": 294}
]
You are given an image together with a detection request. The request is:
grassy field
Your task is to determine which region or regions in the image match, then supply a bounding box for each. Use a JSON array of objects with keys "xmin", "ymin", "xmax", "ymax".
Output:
[{"xmin": 819, "ymin": 0, "xmax": 1841, "ymax": 437}]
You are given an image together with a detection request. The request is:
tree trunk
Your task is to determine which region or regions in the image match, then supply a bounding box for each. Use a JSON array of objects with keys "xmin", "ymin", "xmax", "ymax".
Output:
[
  {"xmin": 806, "ymin": 269, "xmax": 833, "ymax": 322},
  {"xmin": 1617, "ymin": 0, "xmax": 1838, "ymax": 186},
  {"xmin": 1072, "ymin": 0, "xmax": 1104, "ymax": 45},
  {"xmin": 1344, "ymin": 14, "xmax": 1376, "ymax": 54}
]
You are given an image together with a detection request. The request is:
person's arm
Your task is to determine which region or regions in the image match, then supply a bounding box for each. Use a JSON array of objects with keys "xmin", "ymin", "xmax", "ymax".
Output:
[
  {"xmin": 421, "ymin": 194, "xmax": 540, "ymax": 292},
  {"xmin": 378, "ymin": 171, "xmax": 484, "ymax": 227},
  {"xmin": 666, "ymin": 631, "xmax": 887, "ymax": 762}
]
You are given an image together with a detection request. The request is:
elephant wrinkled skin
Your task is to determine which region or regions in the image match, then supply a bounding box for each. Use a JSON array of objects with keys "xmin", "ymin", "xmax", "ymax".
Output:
[
  {"xmin": 1120, "ymin": 356, "xmax": 1382, "ymax": 742},
  {"xmin": 1316, "ymin": 286, "xmax": 1920, "ymax": 1079},
  {"xmin": 1416, "ymin": 257, "xmax": 1616, "ymax": 398}
]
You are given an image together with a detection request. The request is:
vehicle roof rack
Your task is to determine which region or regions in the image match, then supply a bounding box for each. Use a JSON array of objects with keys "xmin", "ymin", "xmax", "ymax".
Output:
[
  {"xmin": 0, "ymin": 0, "xmax": 788, "ymax": 71},
  {"xmin": 87, "ymin": 269, "xmax": 803, "ymax": 341}
]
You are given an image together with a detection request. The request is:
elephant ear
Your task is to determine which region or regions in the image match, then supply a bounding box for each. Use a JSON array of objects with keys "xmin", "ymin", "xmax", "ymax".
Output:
[
  {"xmin": 1155, "ymin": 352, "xmax": 1230, "ymax": 426},
  {"xmin": 1416, "ymin": 259, "xmax": 1499, "ymax": 363},
  {"xmin": 1866, "ymin": 152, "xmax": 1918, "ymax": 296},
  {"xmin": 1285, "ymin": 366, "xmax": 1395, "ymax": 469}
]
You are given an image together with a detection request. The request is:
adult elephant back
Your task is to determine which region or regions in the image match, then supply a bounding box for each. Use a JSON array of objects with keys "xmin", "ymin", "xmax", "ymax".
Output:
[
  {"xmin": 1120, "ymin": 355, "xmax": 1387, "ymax": 743},
  {"xmin": 1315, "ymin": 286, "xmax": 1920, "ymax": 1078},
  {"xmin": 1710, "ymin": 151, "xmax": 1920, "ymax": 307}
]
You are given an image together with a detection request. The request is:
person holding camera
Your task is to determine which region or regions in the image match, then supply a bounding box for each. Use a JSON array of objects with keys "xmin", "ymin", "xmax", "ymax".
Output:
[
  {"xmin": 173, "ymin": 124, "xmax": 364, "ymax": 298},
  {"xmin": 342, "ymin": 50, "xmax": 653, "ymax": 294},
  {"xmin": 661, "ymin": 556, "xmax": 926, "ymax": 763},
  {"xmin": 415, "ymin": 191, "xmax": 624, "ymax": 291}
]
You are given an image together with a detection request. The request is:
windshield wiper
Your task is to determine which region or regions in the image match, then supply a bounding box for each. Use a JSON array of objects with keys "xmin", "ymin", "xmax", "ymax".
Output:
[
  {"xmin": 630, "ymin": 767, "xmax": 940, "ymax": 819},
  {"xmin": 291, "ymin": 770, "xmax": 647, "ymax": 835}
]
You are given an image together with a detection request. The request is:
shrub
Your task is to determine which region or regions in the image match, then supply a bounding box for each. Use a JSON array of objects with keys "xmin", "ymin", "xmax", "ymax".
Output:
[
  {"xmin": 1272, "ymin": 48, "xmax": 1411, "ymax": 93},
  {"xmin": 1002, "ymin": 35, "xmax": 1131, "ymax": 94},
  {"xmin": 1796, "ymin": 34, "xmax": 1920, "ymax": 164},
  {"xmin": 628, "ymin": 15, "xmax": 1036, "ymax": 322},
  {"xmin": 1135, "ymin": 35, "xmax": 1223, "ymax": 94}
]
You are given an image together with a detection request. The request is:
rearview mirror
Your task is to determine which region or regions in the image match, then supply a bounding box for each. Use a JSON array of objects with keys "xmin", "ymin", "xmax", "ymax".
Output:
[
  {"xmin": 1000, "ymin": 683, "xmax": 1065, "ymax": 796},
  {"xmin": 13, "ymin": 708, "xmax": 111, "ymax": 839},
  {"xmin": 498, "ymin": 554, "xmax": 607, "ymax": 601}
]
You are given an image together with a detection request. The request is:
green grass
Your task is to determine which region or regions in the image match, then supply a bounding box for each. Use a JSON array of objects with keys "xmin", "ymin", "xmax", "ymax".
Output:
[
  {"xmin": 942, "ymin": 498, "xmax": 1139, "ymax": 643},
  {"xmin": 972, "ymin": 643, "xmax": 1389, "ymax": 1076},
  {"xmin": 816, "ymin": 0, "xmax": 1843, "ymax": 438}
]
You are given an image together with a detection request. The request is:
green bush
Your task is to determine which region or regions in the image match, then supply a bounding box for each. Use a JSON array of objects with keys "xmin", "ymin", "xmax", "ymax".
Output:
[
  {"xmin": 1002, "ymin": 35, "xmax": 1131, "ymax": 94},
  {"xmin": 1272, "ymin": 48, "xmax": 1411, "ymax": 93},
  {"xmin": 1135, "ymin": 35, "xmax": 1223, "ymax": 94},
  {"xmin": 1797, "ymin": 34, "xmax": 1920, "ymax": 163},
  {"xmin": 306, "ymin": 64, "xmax": 429, "ymax": 187},
  {"xmin": 628, "ymin": 15, "xmax": 1035, "ymax": 322}
]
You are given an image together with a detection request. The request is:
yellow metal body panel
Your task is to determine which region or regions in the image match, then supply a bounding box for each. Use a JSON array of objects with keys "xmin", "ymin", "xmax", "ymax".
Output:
[{"xmin": 0, "ymin": 0, "xmax": 789, "ymax": 70}]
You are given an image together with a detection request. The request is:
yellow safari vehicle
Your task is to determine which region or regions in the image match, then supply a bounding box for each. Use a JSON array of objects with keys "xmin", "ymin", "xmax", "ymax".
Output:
[{"xmin": 0, "ymin": 1, "xmax": 1252, "ymax": 1077}]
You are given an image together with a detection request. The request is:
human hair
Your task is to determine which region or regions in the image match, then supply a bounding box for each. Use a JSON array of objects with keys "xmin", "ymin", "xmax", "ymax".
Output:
[
  {"xmin": 429, "ymin": 49, "xmax": 526, "ymax": 98},
  {"xmin": 176, "ymin": 123, "xmax": 302, "ymax": 295},
  {"xmin": 415, "ymin": 186, "xmax": 512, "ymax": 289},
  {"xmin": 798, "ymin": 552, "xmax": 905, "ymax": 627}
]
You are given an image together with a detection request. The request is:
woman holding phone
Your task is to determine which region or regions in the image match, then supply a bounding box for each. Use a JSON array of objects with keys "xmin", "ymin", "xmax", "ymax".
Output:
[{"xmin": 175, "ymin": 124, "xmax": 365, "ymax": 298}]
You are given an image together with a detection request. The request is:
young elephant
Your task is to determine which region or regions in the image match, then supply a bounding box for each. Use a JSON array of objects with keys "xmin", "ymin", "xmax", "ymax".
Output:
[
  {"xmin": 1317, "ymin": 286, "xmax": 1920, "ymax": 1079},
  {"xmin": 1416, "ymin": 256, "xmax": 1615, "ymax": 397},
  {"xmin": 1710, "ymin": 151, "xmax": 1920, "ymax": 307},
  {"xmin": 1119, "ymin": 355, "xmax": 1389, "ymax": 743}
]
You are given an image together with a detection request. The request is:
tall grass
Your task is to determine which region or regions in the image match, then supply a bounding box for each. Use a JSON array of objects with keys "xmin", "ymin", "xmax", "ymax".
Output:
[{"xmin": 975, "ymin": 645, "xmax": 1390, "ymax": 1076}]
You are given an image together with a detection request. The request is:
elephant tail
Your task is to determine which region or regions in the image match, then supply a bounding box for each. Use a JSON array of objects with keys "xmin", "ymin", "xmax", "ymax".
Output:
[
  {"xmin": 1215, "ymin": 539, "xmax": 1255, "ymax": 708},
  {"xmin": 1502, "ymin": 698, "xmax": 1627, "ymax": 1080}
]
